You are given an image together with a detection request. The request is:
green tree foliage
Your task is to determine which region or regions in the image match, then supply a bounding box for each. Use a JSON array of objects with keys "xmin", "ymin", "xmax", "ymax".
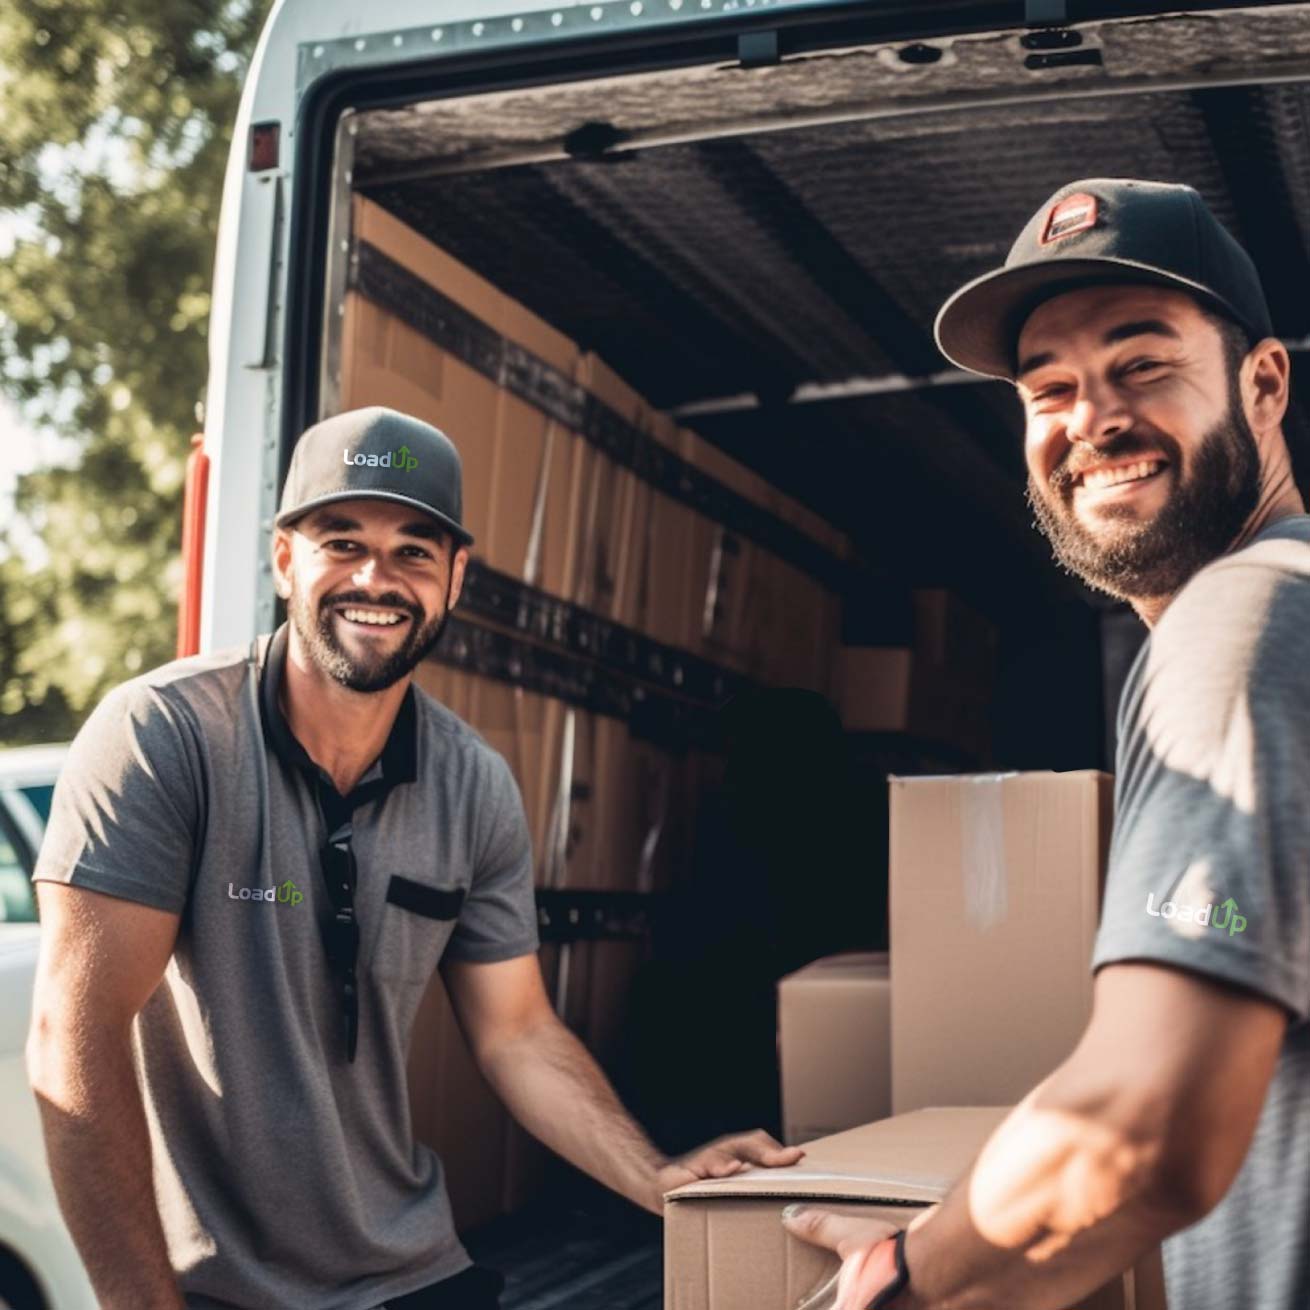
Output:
[{"xmin": 0, "ymin": 0, "xmax": 271, "ymax": 744}]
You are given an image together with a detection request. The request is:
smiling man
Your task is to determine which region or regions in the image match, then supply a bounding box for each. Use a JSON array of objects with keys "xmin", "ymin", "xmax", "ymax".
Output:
[
  {"xmin": 26, "ymin": 406, "xmax": 800, "ymax": 1310},
  {"xmin": 784, "ymin": 180, "xmax": 1310, "ymax": 1308}
]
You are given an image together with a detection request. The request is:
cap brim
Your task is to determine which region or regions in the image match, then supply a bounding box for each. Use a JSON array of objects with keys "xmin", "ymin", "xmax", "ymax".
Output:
[
  {"xmin": 933, "ymin": 257, "xmax": 1249, "ymax": 381},
  {"xmin": 275, "ymin": 489, "xmax": 475, "ymax": 547}
]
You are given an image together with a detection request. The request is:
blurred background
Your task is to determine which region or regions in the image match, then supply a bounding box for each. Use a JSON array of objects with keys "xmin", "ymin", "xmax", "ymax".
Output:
[{"xmin": 0, "ymin": 0, "xmax": 272, "ymax": 747}]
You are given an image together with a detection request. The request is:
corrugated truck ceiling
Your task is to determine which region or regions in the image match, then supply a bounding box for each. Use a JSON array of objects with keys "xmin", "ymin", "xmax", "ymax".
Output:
[{"xmin": 350, "ymin": 3, "xmax": 1310, "ymax": 618}]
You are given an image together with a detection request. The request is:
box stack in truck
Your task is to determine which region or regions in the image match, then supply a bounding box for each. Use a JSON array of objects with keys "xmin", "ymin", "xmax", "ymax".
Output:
[
  {"xmin": 757, "ymin": 771, "xmax": 1157, "ymax": 1305},
  {"xmin": 333, "ymin": 193, "xmax": 1120, "ymax": 1302},
  {"xmin": 341, "ymin": 196, "xmax": 875, "ymax": 1227}
]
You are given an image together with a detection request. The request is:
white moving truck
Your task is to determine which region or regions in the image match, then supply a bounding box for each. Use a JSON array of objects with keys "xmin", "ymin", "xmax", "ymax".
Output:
[
  {"xmin": 8, "ymin": 2, "xmax": 1310, "ymax": 1307},
  {"xmin": 182, "ymin": 1, "xmax": 1310, "ymax": 1295}
]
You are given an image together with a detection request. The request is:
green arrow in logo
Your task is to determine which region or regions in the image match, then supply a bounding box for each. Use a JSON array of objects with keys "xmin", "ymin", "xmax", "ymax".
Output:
[
  {"xmin": 277, "ymin": 879, "xmax": 304, "ymax": 906},
  {"xmin": 1213, "ymin": 897, "xmax": 1247, "ymax": 936},
  {"xmin": 394, "ymin": 443, "xmax": 418, "ymax": 472}
]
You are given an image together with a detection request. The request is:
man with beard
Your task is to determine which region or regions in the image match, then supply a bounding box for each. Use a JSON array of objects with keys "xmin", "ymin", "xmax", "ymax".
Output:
[
  {"xmin": 784, "ymin": 179, "xmax": 1310, "ymax": 1309},
  {"xmin": 27, "ymin": 407, "xmax": 800, "ymax": 1310}
]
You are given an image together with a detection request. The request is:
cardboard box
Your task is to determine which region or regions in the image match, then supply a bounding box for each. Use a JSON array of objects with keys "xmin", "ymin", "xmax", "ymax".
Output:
[
  {"xmin": 889, "ymin": 771, "xmax": 1114, "ymax": 1115},
  {"xmin": 346, "ymin": 197, "xmax": 588, "ymax": 595},
  {"xmin": 779, "ymin": 952, "xmax": 891, "ymax": 1145},
  {"xmin": 834, "ymin": 588, "xmax": 995, "ymax": 751},
  {"xmin": 664, "ymin": 1107, "xmax": 1164, "ymax": 1310},
  {"xmin": 835, "ymin": 647, "xmax": 991, "ymax": 759}
]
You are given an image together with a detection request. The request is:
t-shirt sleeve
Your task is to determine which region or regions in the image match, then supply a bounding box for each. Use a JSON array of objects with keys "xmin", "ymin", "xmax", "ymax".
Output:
[
  {"xmin": 444, "ymin": 748, "xmax": 539, "ymax": 963},
  {"xmin": 32, "ymin": 680, "xmax": 200, "ymax": 915},
  {"xmin": 1091, "ymin": 557, "xmax": 1310, "ymax": 1026}
]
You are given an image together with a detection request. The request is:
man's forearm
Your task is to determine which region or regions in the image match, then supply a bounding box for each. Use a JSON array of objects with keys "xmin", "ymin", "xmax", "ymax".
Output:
[
  {"xmin": 476, "ymin": 1014, "xmax": 666, "ymax": 1213},
  {"xmin": 894, "ymin": 1076, "xmax": 1191, "ymax": 1310},
  {"xmin": 28, "ymin": 1031, "xmax": 185, "ymax": 1310}
]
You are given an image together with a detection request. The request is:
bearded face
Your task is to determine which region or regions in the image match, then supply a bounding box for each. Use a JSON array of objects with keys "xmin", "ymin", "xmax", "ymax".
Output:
[
  {"xmin": 1025, "ymin": 381, "xmax": 1261, "ymax": 601},
  {"xmin": 285, "ymin": 574, "xmax": 454, "ymax": 693},
  {"xmin": 275, "ymin": 500, "xmax": 463, "ymax": 694},
  {"xmin": 1016, "ymin": 286, "xmax": 1263, "ymax": 604}
]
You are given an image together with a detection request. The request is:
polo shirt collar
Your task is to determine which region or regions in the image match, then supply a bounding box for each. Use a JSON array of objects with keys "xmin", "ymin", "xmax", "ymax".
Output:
[{"xmin": 258, "ymin": 622, "xmax": 419, "ymax": 796}]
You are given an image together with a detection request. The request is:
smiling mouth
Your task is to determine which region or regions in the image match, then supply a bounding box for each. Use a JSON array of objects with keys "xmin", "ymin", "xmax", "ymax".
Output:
[
  {"xmin": 1073, "ymin": 458, "xmax": 1170, "ymax": 496},
  {"xmin": 333, "ymin": 606, "xmax": 412, "ymax": 630}
]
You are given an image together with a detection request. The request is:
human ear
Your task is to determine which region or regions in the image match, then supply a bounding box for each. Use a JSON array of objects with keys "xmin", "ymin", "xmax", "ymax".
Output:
[
  {"xmin": 271, "ymin": 529, "xmax": 294, "ymax": 601},
  {"xmin": 1243, "ymin": 338, "xmax": 1291, "ymax": 435},
  {"xmin": 447, "ymin": 545, "xmax": 470, "ymax": 610}
]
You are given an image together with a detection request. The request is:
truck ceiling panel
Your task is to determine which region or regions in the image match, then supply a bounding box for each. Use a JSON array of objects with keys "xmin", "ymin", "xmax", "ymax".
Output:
[
  {"xmin": 351, "ymin": 6, "xmax": 1310, "ymax": 181},
  {"xmin": 347, "ymin": 4, "xmax": 1310, "ymax": 581},
  {"xmin": 361, "ymin": 80, "xmax": 1310, "ymax": 408}
]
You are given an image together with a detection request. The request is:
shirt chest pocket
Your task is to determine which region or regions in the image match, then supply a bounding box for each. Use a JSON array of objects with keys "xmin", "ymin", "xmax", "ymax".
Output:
[{"xmin": 369, "ymin": 875, "xmax": 466, "ymax": 983}]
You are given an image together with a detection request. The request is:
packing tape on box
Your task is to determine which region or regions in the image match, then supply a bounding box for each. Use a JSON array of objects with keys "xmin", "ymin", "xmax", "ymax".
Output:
[{"xmin": 961, "ymin": 774, "xmax": 1018, "ymax": 931}]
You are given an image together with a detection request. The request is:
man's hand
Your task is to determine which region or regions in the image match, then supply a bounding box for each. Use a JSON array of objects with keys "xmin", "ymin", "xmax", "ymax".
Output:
[
  {"xmin": 783, "ymin": 1209, "xmax": 909, "ymax": 1310},
  {"xmin": 656, "ymin": 1129, "xmax": 805, "ymax": 1202}
]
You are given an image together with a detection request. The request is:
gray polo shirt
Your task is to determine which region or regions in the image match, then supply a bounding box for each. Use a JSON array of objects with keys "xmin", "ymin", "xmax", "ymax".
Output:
[
  {"xmin": 1091, "ymin": 515, "xmax": 1310, "ymax": 1309},
  {"xmin": 33, "ymin": 623, "xmax": 539, "ymax": 1310}
]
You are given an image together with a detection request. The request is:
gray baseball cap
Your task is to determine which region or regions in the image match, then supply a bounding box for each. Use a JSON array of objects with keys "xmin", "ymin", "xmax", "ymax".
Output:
[
  {"xmin": 934, "ymin": 178, "xmax": 1274, "ymax": 380},
  {"xmin": 275, "ymin": 407, "xmax": 474, "ymax": 547}
]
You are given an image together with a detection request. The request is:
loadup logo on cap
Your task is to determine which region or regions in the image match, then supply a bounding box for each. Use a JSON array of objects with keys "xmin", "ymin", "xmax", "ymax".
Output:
[
  {"xmin": 1041, "ymin": 192, "xmax": 1099, "ymax": 245},
  {"xmin": 1145, "ymin": 891, "xmax": 1247, "ymax": 936},
  {"xmin": 228, "ymin": 878, "xmax": 304, "ymax": 905},
  {"xmin": 342, "ymin": 444, "xmax": 418, "ymax": 472}
]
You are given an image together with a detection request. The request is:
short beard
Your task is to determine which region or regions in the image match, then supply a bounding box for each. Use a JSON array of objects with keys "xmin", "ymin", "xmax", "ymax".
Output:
[
  {"xmin": 1025, "ymin": 390, "xmax": 1261, "ymax": 603},
  {"xmin": 287, "ymin": 579, "xmax": 452, "ymax": 693}
]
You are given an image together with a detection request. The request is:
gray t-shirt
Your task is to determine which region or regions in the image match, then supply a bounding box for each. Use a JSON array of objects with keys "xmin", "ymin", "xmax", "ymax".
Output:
[
  {"xmin": 1091, "ymin": 515, "xmax": 1310, "ymax": 1310},
  {"xmin": 33, "ymin": 625, "xmax": 539, "ymax": 1310}
]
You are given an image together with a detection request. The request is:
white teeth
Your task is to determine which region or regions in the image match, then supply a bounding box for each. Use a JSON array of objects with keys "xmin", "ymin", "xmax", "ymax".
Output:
[
  {"xmin": 1081, "ymin": 459, "xmax": 1164, "ymax": 491},
  {"xmin": 340, "ymin": 608, "xmax": 403, "ymax": 625}
]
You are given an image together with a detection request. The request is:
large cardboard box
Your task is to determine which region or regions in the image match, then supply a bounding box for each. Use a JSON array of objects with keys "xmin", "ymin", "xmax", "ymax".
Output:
[
  {"xmin": 664, "ymin": 1107, "xmax": 1164, "ymax": 1310},
  {"xmin": 889, "ymin": 771, "xmax": 1114, "ymax": 1115},
  {"xmin": 779, "ymin": 952, "xmax": 891, "ymax": 1146}
]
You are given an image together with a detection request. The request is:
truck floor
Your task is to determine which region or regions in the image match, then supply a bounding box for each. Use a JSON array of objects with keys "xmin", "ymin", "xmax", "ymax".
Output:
[{"xmin": 465, "ymin": 1194, "xmax": 663, "ymax": 1310}]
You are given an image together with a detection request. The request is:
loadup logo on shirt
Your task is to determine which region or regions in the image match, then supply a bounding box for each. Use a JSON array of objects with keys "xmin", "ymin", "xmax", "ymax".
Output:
[
  {"xmin": 342, "ymin": 444, "xmax": 418, "ymax": 472},
  {"xmin": 228, "ymin": 878, "xmax": 304, "ymax": 906},
  {"xmin": 1145, "ymin": 892, "xmax": 1247, "ymax": 936}
]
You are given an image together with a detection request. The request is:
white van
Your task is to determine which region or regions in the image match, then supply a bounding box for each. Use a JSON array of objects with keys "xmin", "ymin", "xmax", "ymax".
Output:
[{"xmin": 171, "ymin": 0, "xmax": 1310, "ymax": 1303}]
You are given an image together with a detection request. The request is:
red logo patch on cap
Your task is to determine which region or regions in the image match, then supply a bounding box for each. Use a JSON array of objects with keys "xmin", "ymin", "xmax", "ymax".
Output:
[{"xmin": 1041, "ymin": 192, "xmax": 1099, "ymax": 244}]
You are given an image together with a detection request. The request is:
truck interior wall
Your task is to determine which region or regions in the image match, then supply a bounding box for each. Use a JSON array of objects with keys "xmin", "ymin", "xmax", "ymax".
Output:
[
  {"xmin": 332, "ymin": 164, "xmax": 1101, "ymax": 1225},
  {"xmin": 339, "ymin": 195, "xmax": 886, "ymax": 1226}
]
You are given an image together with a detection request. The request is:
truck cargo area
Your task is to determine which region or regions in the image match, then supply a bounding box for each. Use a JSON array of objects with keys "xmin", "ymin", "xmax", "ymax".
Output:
[{"xmin": 297, "ymin": 4, "xmax": 1310, "ymax": 1301}]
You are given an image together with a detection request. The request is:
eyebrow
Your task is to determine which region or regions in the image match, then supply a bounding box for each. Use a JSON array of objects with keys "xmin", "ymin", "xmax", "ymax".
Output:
[
  {"xmin": 1016, "ymin": 319, "xmax": 1184, "ymax": 380},
  {"xmin": 304, "ymin": 512, "xmax": 447, "ymax": 543}
]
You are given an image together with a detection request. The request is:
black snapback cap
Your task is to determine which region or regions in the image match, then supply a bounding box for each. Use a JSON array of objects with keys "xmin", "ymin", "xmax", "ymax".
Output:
[
  {"xmin": 934, "ymin": 178, "xmax": 1274, "ymax": 381},
  {"xmin": 275, "ymin": 407, "xmax": 474, "ymax": 547}
]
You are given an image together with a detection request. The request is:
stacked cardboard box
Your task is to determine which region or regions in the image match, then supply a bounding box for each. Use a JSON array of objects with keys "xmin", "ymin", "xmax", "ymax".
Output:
[
  {"xmin": 759, "ymin": 775, "xmax": 1167, "ymax": 1308},
  {"xmin": 664, "ymin": 1107, "xmax": 1166, "ymax": 1310},
  {"xmin": 778, "ymin": 952, "xmax": 891, "ymax": 1146},
  {"xmin": 343, "ymin": 196, "xmax": 845, "ymax": 684},
  {"xmin": 834, "ymin": 589, "xmax": 996, "ymax": 760},
  {"xmin": 889, "ymin": 770, "xmax": 1115, "ymax": 1114},
  {"xmin": 348, "ymin": 195, "xmax": 851, "ymax": 1228}
]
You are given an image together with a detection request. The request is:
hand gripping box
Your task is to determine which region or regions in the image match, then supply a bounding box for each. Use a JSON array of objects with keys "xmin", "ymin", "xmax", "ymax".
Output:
[{"xmin": 663, "ymin": 1107, "xmax": 1165, "ymax": 1310}]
